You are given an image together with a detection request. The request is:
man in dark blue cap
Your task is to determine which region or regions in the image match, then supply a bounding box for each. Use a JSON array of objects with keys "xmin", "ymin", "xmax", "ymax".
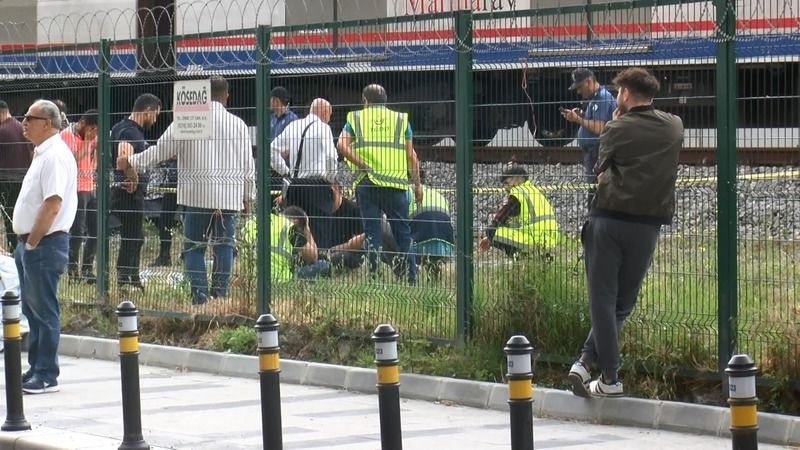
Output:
[{"xmin": 561, "ymin": 68, "xmax": 616, "ymax": 185}]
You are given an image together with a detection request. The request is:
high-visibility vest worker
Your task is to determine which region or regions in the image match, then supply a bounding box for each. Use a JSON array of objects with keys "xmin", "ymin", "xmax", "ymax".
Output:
[
  {"xmin": 346, "ymin": 106, "xmax": 409, "ymax": 190},
  {"xmin": 241, "ymin": 213, "xmax": 294, "ymax": 281},
  {"xmin": 409, "ymin": 185, "xmax": 450, "ymax": 218},
  {"xmin": 494, "ymin": 180, "xmax": 560, "ymax": 251}
]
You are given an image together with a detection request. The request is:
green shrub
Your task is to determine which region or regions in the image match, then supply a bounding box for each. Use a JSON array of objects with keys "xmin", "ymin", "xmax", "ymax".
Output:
[{"xmin": 213, "ymin": 325, "xmax": 257, "ymax": 354}]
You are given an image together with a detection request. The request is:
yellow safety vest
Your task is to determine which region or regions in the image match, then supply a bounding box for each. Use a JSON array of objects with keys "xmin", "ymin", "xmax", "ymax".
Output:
[
  {"xmin": 409, "ymin": 185, "xmax": 450, "ymax": 218},
  {"xmin": 241, "ymin": 214, "xmax": 293, "ymax": 281},
  {"xmin": 494, "ymin": 180, "xmax": 560, "ymax": 250},
  {"xmin": 346, "ymin": 106, "xmax": 409, "ymax": 190}
]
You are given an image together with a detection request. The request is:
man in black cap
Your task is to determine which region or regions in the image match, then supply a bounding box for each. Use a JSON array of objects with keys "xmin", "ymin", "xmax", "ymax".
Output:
[
  {"xmin": 269, "ymin": 86, "xmax": 298, "ymax": 139},
  {"xmin": 561, "ymin": 68, "xmax": 616, "ymax": 185}
]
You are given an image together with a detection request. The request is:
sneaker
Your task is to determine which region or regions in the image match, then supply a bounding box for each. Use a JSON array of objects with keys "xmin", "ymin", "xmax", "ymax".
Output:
[
  {"xmin": 567, "ymin": 361, "xmax": 592, "ymax": 398},
  {"xmin": 589, "ymin": 377, "xmax": 624, "ymax": 398},
  {"xmin": 22, "ymin": 369, "xmax": 34, "ymax": 383},
  {"xmin": 22, "ymin": 377, "xmax": 60, "ymax": 394}
]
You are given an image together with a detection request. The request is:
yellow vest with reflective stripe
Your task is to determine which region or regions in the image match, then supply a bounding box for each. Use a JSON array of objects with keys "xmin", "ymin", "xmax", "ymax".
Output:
[
  {"xmin": 495, "ymin": 180, "xmax": 560, "ymax": 250},
  {"xmin": 242, "ymin": 214, "xmax": 293, "ymax": 281},
  {"xmin": 409, "ymin": 185, "xmax": 450, "ymax": 218},
  {"xmin": 347, "ymin": 106, "xmax": 409, "ymax": 190}
]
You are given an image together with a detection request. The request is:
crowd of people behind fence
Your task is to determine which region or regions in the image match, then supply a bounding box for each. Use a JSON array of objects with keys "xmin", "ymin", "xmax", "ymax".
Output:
[{"xmin": 0, "ymin": 67, "xmax": 682, "ymax": 397}]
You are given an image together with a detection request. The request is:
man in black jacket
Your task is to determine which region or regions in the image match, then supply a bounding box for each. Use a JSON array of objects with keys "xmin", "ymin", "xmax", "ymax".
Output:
[
  {"xmin": 110, "ymin": 93, "xmax": 162, "ymax": 292},
  {"xmin": 567, "ymin": 68, "xmax": 683, "ymax": 398}
]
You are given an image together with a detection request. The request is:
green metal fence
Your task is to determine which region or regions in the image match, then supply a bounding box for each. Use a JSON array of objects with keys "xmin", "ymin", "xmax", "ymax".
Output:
[{"xmin": 0, "ymin": 0, "xmax": 797, "ymax": 385}]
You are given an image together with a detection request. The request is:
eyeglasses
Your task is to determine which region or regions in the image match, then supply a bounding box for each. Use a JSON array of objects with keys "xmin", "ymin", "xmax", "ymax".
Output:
[{"xmin": 22, "ymin": 115, "xmax": 49, "ymax": 122}]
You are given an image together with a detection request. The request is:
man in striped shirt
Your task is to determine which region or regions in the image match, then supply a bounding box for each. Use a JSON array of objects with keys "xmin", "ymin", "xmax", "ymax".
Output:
[{"xmin": 117, "ymin": 76, "xmax": 255, "ymax": 305}]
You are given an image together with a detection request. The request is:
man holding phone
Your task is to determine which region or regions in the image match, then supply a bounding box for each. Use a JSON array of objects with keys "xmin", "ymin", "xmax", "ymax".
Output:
[{"xmin": 561, "ymin": 68, "xmax": 616, "ymax": 184}]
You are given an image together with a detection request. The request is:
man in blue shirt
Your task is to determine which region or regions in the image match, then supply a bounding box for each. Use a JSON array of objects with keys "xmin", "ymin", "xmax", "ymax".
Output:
[
  {"xmin": 561, "ymin": 68, "xmax": 616, "ymax": 183},
  {"xmin": 270, "ymin": 86, "xmax": 298, "ymax": 139},
  {"xmin": 269, "ymin": 86, "xmax": 298, "ymax": 196}
]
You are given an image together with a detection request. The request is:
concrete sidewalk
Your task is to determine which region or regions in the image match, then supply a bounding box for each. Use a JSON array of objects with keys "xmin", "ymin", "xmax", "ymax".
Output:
[{"xmin": 0, "ymin": 355, "xmax": 790, "ymax": 450}]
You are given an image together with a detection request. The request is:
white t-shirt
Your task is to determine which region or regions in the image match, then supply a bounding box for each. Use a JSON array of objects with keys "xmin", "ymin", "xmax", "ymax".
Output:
[{"xmin": 12, "ymin": 133, "xmax": 78, "ymax": 236}]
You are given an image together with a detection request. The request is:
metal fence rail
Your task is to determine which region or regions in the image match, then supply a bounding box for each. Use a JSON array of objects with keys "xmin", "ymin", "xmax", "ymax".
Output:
[{"xmin": 0, "ymin": 0, "xmax": 797, "ymax": 385}]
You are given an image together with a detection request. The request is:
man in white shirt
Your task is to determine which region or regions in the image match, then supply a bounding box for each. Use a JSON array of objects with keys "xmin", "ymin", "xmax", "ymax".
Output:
[
  {"xmin": 117, "ymin": 76, "xmax": 255, "ymax": 305},
  {"xmin": 13, "ymin": 99, "xmax": 77, "ymax": 394},
  {"xmin": 271, "ymin": 98, "xmax": 338, "ymax": 249}
]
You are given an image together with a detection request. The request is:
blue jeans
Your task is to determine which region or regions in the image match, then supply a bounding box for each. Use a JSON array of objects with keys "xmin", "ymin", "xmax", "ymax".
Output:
[
  {"xmin": 15, "ymin": 232, "xmax": 69, "ymax": 384},
  {"xmin": 296, "ymin": 259, "xmax": 331, "ymax": 279},
  {"xmin": 355, "ymin": 180, "xmax": 416, "ymax": 283},
  {"xmin": 182, "ymin": 207, "xmax": 237, "ymax": 302}
]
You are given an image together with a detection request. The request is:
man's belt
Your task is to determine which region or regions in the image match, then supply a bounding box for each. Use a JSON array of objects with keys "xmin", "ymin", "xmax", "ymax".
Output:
[{"xmin": 18, "ymin": 231, "xmax": 67, "ymax": 244}]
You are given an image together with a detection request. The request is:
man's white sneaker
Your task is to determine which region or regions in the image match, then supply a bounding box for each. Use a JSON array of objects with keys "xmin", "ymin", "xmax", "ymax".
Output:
[
  {"xmin": 567, "ymin": 361, "xmax": 591, "ymax": 398},
  {"xmin": 589, "ymin": 377, "xmax": 624, "ymax": 398}
]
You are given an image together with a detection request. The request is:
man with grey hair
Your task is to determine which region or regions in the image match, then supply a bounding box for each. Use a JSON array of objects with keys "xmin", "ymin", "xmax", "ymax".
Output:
[
  {"xmin": 14, "ymin": 99, "xmax": 77, "ymax": 394},
  {"xmin": 271, "ymin": 97, "xmax": 338, "ymax": 249}
]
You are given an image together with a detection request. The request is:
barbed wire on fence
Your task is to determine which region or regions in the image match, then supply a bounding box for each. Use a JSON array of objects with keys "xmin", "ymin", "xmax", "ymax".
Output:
[{"xmin": 0, "ymin": 0, "xmax": 797, "ymax": 76}]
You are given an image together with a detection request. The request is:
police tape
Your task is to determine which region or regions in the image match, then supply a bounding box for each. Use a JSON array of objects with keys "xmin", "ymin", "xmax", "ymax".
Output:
[{"xmin": 143, "ymin": 169, "xmax": 798, "ymax": 196}]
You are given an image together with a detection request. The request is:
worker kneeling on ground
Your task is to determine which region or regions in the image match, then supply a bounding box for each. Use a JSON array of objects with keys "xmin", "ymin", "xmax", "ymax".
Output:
[
  {"xmin": 478, "ymin": 165, "xmax": 560, "ymax": 257},
  {"xmin": 406, "ymin": 170, "xmax": 454, "ymax": 280},
  {"xmin": 241, "ymin": 206, "xmax": 331, "ymax": 281}
]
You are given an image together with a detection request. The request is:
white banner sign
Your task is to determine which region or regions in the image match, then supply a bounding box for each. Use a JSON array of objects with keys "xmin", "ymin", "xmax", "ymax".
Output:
[{"xmin": 173, "ymin": 79, "xmax": 212, "ymax": 140}]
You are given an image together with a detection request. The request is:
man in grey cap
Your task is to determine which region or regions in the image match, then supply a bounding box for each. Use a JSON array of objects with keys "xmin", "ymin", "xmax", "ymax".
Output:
[{"xmin": 561, "ymin": 68, "xmax": 616, "ymax": 185}]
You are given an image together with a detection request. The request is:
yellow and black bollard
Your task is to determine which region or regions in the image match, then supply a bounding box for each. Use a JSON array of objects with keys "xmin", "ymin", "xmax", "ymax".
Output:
[
  {"xmin": 116, "ymin": 300, "xmax": 149, "ymax": 450},
  {"xmin": 372, "ymin": 324, "xmax": 402, "ymax": 450},
  {"xmin": 505, "ymin": 335, "xmax": 534, "ymax": 450},
  {"xmin": 1, "ymin": 290, "xmax": 30, "ymax": 431},
  {"xmin": 255, "ymin": 314, "xmax": 283, "ymax": 450},
  {"xmin": 726, "ymin": 354, "xmax": 759, "ymax": 450}
]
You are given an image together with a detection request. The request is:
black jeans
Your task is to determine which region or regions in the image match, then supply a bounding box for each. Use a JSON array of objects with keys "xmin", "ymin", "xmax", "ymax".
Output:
[
  {"xmin": 110, "ymin": 187, "xmax": 145, "ymax": 282},
  {"xmin": 0, "ymin": 180, "xmax": 23, "ymax": 250},
  {"xmin": 68, "ymin": 192, "xmax": 97, "ymax": 275},
  {"xmin": 579, "ymin": 216, "xmax": 660, "ymax": 377}
]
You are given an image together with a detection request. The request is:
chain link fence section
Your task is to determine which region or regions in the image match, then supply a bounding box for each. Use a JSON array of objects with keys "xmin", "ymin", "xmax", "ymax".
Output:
[{"xmin": 0, "ymin": 0, "xmax": 797, "ymax": 384}]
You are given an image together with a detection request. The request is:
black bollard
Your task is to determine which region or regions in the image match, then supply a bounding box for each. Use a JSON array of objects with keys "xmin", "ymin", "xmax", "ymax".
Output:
[
  {"xmin": 505, "ymin": 335, "xmax": 534, "ymax": 450},
  {"xmin": 372, "ymin": 324, "xmax": 402, "ymax": 450},
  {"xmin": 726, "ymin": 354, "xmax": 759, "ymax": 450},
  {"xmin": 116, "ymin": 301, "xmax": 149, "ymax": 450},
  {"xmin": 255, "ymin": 314, "xmax": 283, "ymax": 450},
  {"xmin": 1, "ymin": 290, "xmax": 30, "ymax": 431}
]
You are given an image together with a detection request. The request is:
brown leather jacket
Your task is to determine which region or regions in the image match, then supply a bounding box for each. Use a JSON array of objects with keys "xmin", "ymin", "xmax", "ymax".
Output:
[{"xmin": 591, "ymin": 105, "xmax": 683, "ymax": 225}]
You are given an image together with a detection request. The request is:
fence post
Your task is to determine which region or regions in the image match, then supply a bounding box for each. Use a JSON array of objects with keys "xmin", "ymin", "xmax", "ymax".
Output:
[
  {"xmin": 714, "ymin": 0, "xmax": 738, "ymax": 377},
  {"xmin": 454, "ymin": 8, "xmax": 474, "ymax": 344},
  {"xmin": 1, "ymin": 291, "xmax": 30, "ymax": 432},
  {"xmin": 255, "ymin": 24, "xmax": 272, "ymax": 315},
  {"xmin": 96, "ymin": 39, "xmax": 111, "ymax": 305}
]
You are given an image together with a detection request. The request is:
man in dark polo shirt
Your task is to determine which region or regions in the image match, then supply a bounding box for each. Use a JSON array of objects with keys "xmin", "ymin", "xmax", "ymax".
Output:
[
  {"xmin": 0, "ymin": 100, "xmax": 33, "ymax": 251},
  {"xmin": 109, "ymin": 93, "xmax": 162, "ymax": 292},
  {"xmin": 567, "ymin": 68, "xmax": 683, "ymax": 399}
]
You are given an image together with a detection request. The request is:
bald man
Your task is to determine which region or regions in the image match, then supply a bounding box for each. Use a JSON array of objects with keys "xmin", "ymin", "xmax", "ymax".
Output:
[{"xmin": 271, "ymin": 97, "xmax": 339, "ymax": 250}]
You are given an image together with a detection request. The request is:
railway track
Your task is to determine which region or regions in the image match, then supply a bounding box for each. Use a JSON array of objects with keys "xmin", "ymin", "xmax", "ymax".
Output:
[{"xmin": 415, "ymin": 146, "xmax": 800, "ymax": 166}]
